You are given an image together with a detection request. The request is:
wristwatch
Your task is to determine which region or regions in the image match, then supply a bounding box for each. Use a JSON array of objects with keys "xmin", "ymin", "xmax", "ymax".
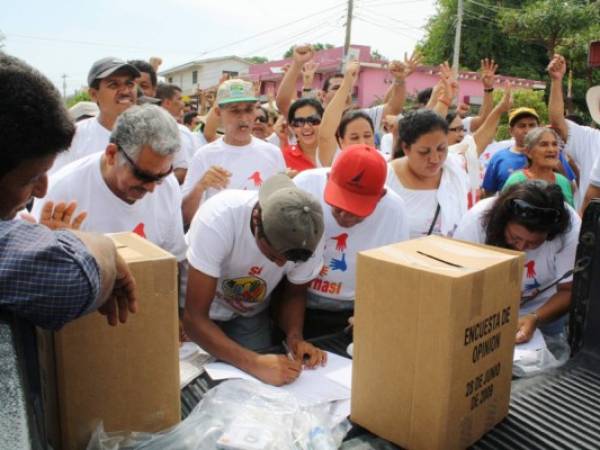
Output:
[{"xmin": 483, "ymin": 87, "xmax": 494, "ymax": 93}]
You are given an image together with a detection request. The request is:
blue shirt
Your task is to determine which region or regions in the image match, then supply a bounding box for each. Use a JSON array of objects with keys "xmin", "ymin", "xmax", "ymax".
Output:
[
  {"xmin": 482, "ymin": 148, "xmax": 527, "ymax": 194},
  {"xmin": 0, "ymin": 220, "xmax": 100, "ymax": 330}
]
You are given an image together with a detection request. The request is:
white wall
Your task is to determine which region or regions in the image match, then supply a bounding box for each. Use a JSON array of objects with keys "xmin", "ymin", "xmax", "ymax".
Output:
[{"xmin": 165, "ymin": 59, "xmax": 250, "ymax": 95}]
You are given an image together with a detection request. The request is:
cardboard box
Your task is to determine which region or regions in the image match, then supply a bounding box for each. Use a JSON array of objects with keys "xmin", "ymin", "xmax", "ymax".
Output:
[
  {"xmin": 351, "ymin": 236, "xmax": 524, "ymax": 450},
  {"xmin": 38, "ymin": 232, "xmax": 180, "ymax": 450}
]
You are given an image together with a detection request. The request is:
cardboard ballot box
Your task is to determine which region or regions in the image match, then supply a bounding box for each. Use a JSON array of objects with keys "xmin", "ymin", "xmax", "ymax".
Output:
[
  {"xmin": 351, "ymin": 236, "xmax": 524, "ymax": 450},
  {"xmin": 37, "ymin": 233, "xmax": 180, "ymax": 450}
]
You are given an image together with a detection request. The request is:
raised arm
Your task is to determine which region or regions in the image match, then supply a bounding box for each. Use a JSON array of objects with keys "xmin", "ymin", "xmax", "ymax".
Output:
[
  {"xmin": 469, "ymin": 58, "xmax": 498, "ymax": 132},
  {"xmin": 431, "ymin": 62, "xmax": 457, "ymax": 117},
  {"xmin": 547, "ymin": 54, "xmax": 568, "ymax": 141},
  {"xmin": 301, "ymin": 60, "xmax": 319, "ymax": 98},
  {"xmin": 318, "ymin": 60, "xmax": 360, "ymax": 166},
  {"xmin": 472, "ymin": 82, "xmax": 512, "ymax": 155},
  {"xmin": 381, "ymin": 51, "xmax": 422, "ymax": 117},
  {"xmin": 275, "ymin": 45, "xmax": 315, "ymax": 117}
]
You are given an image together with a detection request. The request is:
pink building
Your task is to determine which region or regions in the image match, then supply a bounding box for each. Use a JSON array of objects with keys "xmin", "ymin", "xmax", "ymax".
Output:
[{"xmin": 249, "ymin": 45, "xmax": 546, "ymax": 108}]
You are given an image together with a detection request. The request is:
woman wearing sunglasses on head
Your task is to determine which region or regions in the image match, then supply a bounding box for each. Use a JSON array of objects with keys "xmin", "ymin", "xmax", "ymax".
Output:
[
  {"xmin": 281, "ymin": 98, "xmax": 324, "ymax": 174},
  {"xmin": 503, "ymin": 127, "xmax": 575, "ymax": 207},
  {"xmin": 454, "ymin": 181, "xmax": 581, "ymax": 344}
]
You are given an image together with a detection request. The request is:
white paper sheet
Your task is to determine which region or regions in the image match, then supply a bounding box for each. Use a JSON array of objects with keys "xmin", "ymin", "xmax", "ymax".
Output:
[
  {"xmin": 513, "ymin": 328, "xmax": 547, "ymax": 362},
  {"xmin": 204, "ymin": 351, "xmax": 353, "ymax": 407},
  {"xmin": 325, "ymin": 365, "xmax": 352, "ymax": 390}
]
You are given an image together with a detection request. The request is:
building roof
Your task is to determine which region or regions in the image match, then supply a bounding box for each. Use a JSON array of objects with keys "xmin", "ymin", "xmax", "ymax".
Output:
[{"xmin": 159, "ymin": 55, "xmax": 251, "ymax": 76}]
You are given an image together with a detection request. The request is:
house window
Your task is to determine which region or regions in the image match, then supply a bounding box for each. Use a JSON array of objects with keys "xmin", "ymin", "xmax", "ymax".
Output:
[
  {"xmin": 222, "ymin": 70, "xmax": 239, "ymax": 78},
  {"xmin": 168, "ymin": 77, "xmax": 173, "ymax": 83},
  {"xmin": 192, "ymin": 70, "xmax": 198, "ymax": 84}
]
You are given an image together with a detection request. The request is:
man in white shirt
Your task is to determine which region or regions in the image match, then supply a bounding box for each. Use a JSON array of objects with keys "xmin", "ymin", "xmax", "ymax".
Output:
[
  {"xmin": 33, "ymin": 104, "xmax": 187, "ymax": 262},
  {"xmin": 156, "ymin": 82, "xmax": 206, "ymax": 184},
  {"xmin": 50, "ymin": 57, "xmax": 140, "ymax": 175},
  {"xmin": 184, "ymin": 174, "xmax": 327, "ymax": 386},
  {"xmin": 294, "ymin": 144, "xmax": 410, "ymax": 337},
  {"xmin": 548, "ymin": 53, "xmax": 600, "ymax": 211},
  {"xmin": 181, "ymin": 79, "xmax": 286, "ymax": 225}
]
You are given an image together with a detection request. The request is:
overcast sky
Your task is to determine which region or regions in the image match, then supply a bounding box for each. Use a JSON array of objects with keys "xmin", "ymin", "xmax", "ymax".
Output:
[{"xmin": 1, "ymin": 0, "xmax": 436, "ymax": 95}]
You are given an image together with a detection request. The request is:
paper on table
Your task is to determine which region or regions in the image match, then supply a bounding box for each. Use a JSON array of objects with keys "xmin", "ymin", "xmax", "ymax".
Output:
[
  {"xmin": 204, "ymin": 351, "xmax": 352, "ymax": 407},
  {"xmin": 325, "ymin": 365, "xmax": 352, "ymax": 390},
  {"xmin": 513, "ymin": 328, "xmax": 546, "ymax": 362}
]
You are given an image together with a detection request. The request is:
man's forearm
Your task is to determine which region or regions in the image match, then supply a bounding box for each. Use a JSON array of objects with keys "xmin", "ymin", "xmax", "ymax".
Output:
[
  {"xmin": 549, "ymin": 79, "xmax": 568, "ymax": 140},
  {"xmin": 70, "ymin": 231, "xmax": 116, "ymax": 310},
  {"xmin": 470, "ymin": 90, "xmax": 494, "ymax": 132},
  {"xmin": 276, "ymin": 62, "xmax": 302, "ymax": 117},
  {"xmin": 382, "ymin": 80, "xmax": 406, "ymax": 117},
  {"xmin": 278, "ymin": 282, "xmax": 308, "ymax": 343}
]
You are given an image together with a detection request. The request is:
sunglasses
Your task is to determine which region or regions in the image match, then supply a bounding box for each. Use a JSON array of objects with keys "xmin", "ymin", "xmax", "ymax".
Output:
[
  {"xmin": 290, "ymin": 115, "xmax": 322, "ymax": 128},
  {"xmin": 510, "ymin": 198, "xmax": 560, "ymax": 224},
  {"xmin": 117, "ymin": 145, "xmax": 173, "ymax": 184}
]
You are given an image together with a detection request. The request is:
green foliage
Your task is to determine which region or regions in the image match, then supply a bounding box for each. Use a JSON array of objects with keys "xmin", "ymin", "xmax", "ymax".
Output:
[
  {"xmin": 371, "ymin": 49, "xmax": 387, "ymax": 62},
  {"xmin": 283, "ymin": 43, "xmax": 334, "ymax": 58},
  {"xmin": 66, "ymin": 90, "xmax": 91, "ymax": 108},
  {"xmin": 246, "ymin": 56, "xmax": 269, "ymax": 64},
  {"xmin": 493, "ymin": 88, "xmax": 548, "ymax": 139},
  {"xmin": 498, "ymin": 0, "xmax": 599, "ymax": 57}
]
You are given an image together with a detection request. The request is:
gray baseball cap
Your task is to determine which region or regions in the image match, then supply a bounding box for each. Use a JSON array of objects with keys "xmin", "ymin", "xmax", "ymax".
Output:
[
  {"xmin": 87, "ymin": 57, "xmax": 140, "ymax": 86},
  {"xmin": 259, "ymin": 174, "xmax": 324, "ymax": 258}
]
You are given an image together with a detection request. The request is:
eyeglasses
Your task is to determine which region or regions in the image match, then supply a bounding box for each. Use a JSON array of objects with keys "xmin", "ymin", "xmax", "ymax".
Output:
[
  {"xmin": 290, "ymin": 115, "xmax": 322, "ymax": 128},
  {"xmin": 510, "ymin": 198, "xmax": 560, "ymax": 224},
  {"xmin": 255, "ymin": 115, "xmax": 268, "ymax": 124},
  {"xmin": 448, "ymin": 126, "xmax": 466, "ymax": 132},
  {"xmin": 117, "ymin": 145, "xmax": 173, "ymax": 184}
]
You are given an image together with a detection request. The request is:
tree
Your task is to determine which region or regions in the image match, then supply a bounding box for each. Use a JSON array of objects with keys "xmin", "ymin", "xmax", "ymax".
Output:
[
  {"xmin": 246, "ymin": 56, "xmax": 269, "ymax": 64},
  {"xmin": 283, "ymin": 43, "xmax": 334, "ymax": 58},
  {"xmin": 371, "ymin": 49, "xmax": 387, "ymax": 62},
  {"xmin": 0, "ymin": 30, "xmax": 5, "ymax": 49},
  {"xmin": 493, "ymin": 87, "xmax": 548, "ymax": 140},
  {"xmin": 66, "ymin": 90, "xmax": 92, "ymax": 108},
  {"xmin": 498, "ymin": 0, "xmax": 599, "ymax": 58}
]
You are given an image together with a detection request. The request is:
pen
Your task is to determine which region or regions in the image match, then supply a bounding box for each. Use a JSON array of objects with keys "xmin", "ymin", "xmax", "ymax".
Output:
[{"xmin": 281, "ymin": 340, "xmax": 295, "ymax": 361}]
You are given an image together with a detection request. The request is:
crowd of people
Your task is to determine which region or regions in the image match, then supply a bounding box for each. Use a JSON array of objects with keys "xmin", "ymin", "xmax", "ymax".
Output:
[{"xmin": 2, "ymin": 44, "xmax": 599, "ymax": 386}]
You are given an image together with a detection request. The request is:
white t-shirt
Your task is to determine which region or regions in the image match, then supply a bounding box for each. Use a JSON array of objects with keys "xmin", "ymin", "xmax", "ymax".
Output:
[
  {"xmin": 181, "ymin": 137, "xmax": 286, "ymax": 200},
  {"xmin": 173, "ymin": 124, "xmax": 208, "ymax": 170},
  {"xmin": 564, "ymin": 120, "xmax": 600, "ymax": 209},
  {"xmin": 50, "ymin": 117, "xmax": 111, "ymax": 175},
  {"xmin": 462, "ymin": 116, "xmax": 474, "ymax": 136},
  {"xmin": 363, "ymin": 104, "xmax": 385, "ymax": 133},
  {"xmin": 379, "ymin": 133, "xmax": 394, "ymax": 161},
  {"xmin": 386, "ymin": 153, "xmax": 469, "ymax": 238},
  {"xmin": 186, "ymin": 190, "xmax": 325, "ymax": 321},
  {"xmin": 480, "ymin": 139, "xmax": 513, "ymax": 172},
  {"xmin": 33, "ymin": 152, "xmax": 187, "ymax": 261},
  {"xmin": 454, "ymin": 197, "xmax": 581, "ymax": 334},
  {"xmin": 294, "ymin": 168, "xmax": 410, "ymax": 308}
]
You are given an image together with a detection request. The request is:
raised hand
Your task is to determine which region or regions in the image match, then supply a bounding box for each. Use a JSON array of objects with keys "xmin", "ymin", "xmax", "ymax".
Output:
[
  {"xmin": 547, "ymin": 54, "xmax": 566, "ymax": 81},
  {"xmin": 498, "ymin": 81, "xmax": 513, "ymax": 113},
  {"xmin": 480, "ymin": 58, "xmax": 498, "ymax": 90},
  {"xmin": 39, "ymin": 201, "xmax": 87, "ymax": 230},
  {"xmin": 302, "ymin": 60, "xmax": 319, "ymax": 86},
  {"xmin": 344, "ymin": 59, "xmax": 360, "ymax": 84},
  {"xmin": 292, "ymin": 44, "xmax": 315, "ymax": 66}
]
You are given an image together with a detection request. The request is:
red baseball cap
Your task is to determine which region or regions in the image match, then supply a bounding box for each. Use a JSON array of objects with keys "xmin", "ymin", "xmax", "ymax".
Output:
[{"xmin": 324, "ymin": 144, "xmax": 387, "ymax": 217}]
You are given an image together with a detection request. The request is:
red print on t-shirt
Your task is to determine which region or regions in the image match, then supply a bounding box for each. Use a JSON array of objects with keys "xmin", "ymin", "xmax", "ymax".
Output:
[
  {"xmin": 132, "ymin": 223, "xmax": 146, "ymax": 238},
  {"xmin": 525, "ymin": 261, "xmax": 536, "ymax": 278},
  {"xmin": 249, "ymin": 266, "xmax": 263, "ymax": 276},
  {"xmin": 248, "ymin": 171, "xmax": 263, "ymax": 187},
  {"xmin": 331, "ymin": 233, "xmax": 348, "ymax": 252}
]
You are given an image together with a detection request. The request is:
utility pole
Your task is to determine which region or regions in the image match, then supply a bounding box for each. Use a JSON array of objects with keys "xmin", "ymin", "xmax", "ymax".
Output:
[
  {"xmin": 343, "ymin": 0, "xmax": 354, "ymax": 59},
  {"xmin": 61, "ymin": 74, "xmax": 67, "ymax": 99},
  {"xmin": 451, "ymin": 0, "xmax": 463, "ymax": 77}
]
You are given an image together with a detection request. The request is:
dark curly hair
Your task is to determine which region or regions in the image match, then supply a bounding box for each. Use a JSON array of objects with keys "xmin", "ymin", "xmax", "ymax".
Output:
[
  {"xmin": 0, "ymin": 53, "xmax": 75, "ymax": 178},
  {"xmin": 483, "ymin": 180, "xmax": 571, "ymax": 248},
  {"xmin": 128, "ymin": 59, "xmax": 157, "ymax": 87},
  {"xmin": 393, "ymin": 109, "xmax": 448, "ymax": 159}
]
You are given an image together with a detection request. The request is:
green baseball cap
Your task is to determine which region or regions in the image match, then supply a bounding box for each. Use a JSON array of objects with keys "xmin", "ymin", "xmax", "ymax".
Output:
[
  {"xmin": 259, "ymin": 174, "xmax": 324, "ymax": 258},
  {"xmin": 217, "ymin": 79, "xmax": 257, "ymax": 106}
]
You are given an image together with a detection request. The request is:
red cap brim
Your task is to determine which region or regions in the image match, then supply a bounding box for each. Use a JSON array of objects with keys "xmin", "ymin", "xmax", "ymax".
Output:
[{"xmin": 324, "ymin": 179, "xmax": 380, "ymax": 218}]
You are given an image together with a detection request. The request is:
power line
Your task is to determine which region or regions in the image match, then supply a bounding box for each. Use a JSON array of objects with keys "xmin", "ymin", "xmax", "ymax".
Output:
[
  {"xmin": 190, "ymin": 1, "xmax": 348, "ymax": 59},
  {"xmin": 354, "ymin": 14, "xmax": 421, "ymax": 41},
  {"xmin": 357, "ymin": 8, "xmax": 425, "ymax": 31}
]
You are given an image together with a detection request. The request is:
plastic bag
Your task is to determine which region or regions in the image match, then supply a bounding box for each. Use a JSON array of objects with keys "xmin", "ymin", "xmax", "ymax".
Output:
[
  {"xmin": 87, "ymin": 379, "xmax": 351, "ymax": 450},
  {"xmin": 512, "ymin": 332, "xmax": 570, "ymax": 378}
]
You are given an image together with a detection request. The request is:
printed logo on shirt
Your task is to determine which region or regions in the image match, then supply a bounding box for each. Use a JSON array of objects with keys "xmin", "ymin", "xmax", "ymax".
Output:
[
  {"xmin": 132, "ymin": 223, "xmax": 146, "ymax": 238},
  {"xmin": 331, "ymin": 233, "xmax": 348, "ymax": 252},
  {"xmin": 248, "ymin": 171, "xmax": 263, "ymax": 187},
  {"xmin": 248, "ymin": 266, "xmax": 263, "ymax": 276},
  {"xmin": 523, "ymin": 260, "xmax": 541, "ymax": 295},
  {"xmin": 221, "ymin": 276, "xmax": 267, "ymax": 311},
  {"xmin": 525, "ymin": 261, "xmax": 537, "ymax": 278},
  {"xmin": 310, "ymin": 278, "xmax": 343, "ymax": 295},
  {"xmin": 319, "ymin": 265, "xmax": 329, "ymax": 277},
  {"xmin": 330, "ymin": 254, "xmax": 347, "ymax": 272}
]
